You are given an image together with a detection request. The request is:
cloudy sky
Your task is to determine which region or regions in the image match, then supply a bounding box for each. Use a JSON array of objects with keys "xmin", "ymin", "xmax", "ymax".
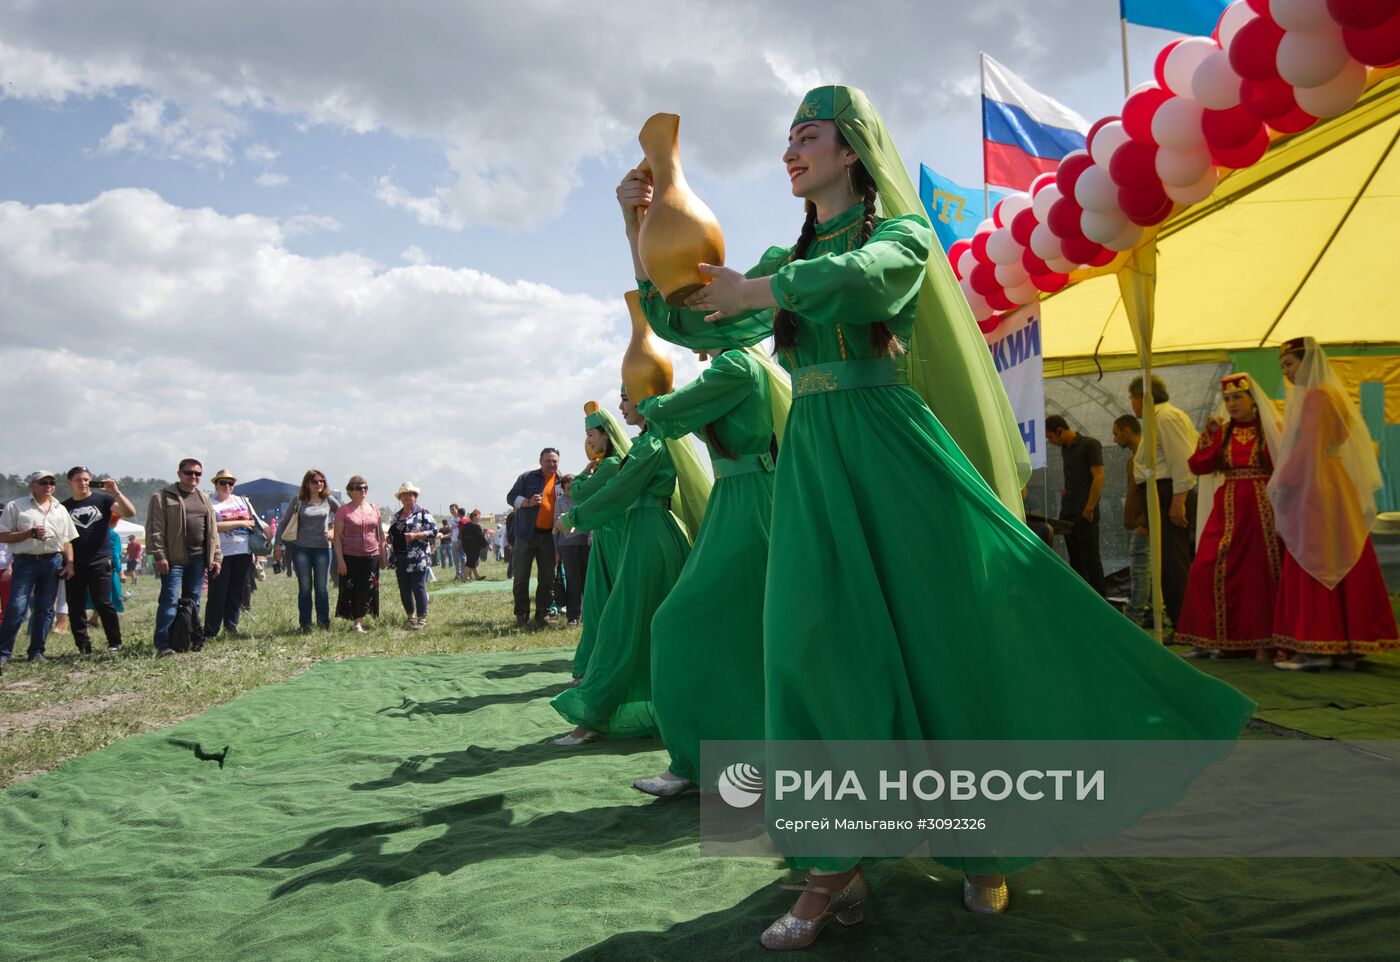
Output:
[{"xmin": 0, "ymin": 0, "xmax": 1185, "ymax": 514}]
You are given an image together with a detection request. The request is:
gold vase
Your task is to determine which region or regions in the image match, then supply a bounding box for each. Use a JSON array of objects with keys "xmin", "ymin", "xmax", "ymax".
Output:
[
  {"xmin": 622, "ymin": 290, "xmax": 674, "ymax": 404},
  {"xmin": 635, "ymin": 113, "xmax": 725, "ymax": 307},
  {"xmin": 583, "ymin": 401, "xmax": 604, "ymax": 462}
]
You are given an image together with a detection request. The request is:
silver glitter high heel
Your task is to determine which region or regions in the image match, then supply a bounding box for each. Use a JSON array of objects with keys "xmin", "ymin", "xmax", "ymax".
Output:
[
  {"xmin": 963, "ymin": 876, "xmax": 1010, "ymax": 914},
  {"xmin": 760, "ymin": 869, "xmax": 867, "ymax": 951}
]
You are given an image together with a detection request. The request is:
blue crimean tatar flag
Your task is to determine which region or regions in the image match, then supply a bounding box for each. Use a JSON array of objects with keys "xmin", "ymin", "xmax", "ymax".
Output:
[
  {"xmin": 1120, "ymin": 0, "xmax": 1229, "ymax": 36},
  {"xmin": 918, "ymin": 165, "xmax": 1006, "ymax": 253}
]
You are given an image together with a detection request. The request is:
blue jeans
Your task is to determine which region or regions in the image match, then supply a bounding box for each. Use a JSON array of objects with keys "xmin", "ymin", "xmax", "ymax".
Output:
[
  {"xmin": 395, "ymin": 567, "xmax": 429, "ymax": 619},
  {"xmin": 0, "ymin": 554, "xmax": 63, "ymax": 658},
  {"xmin": 290, "ymin": 544, "xmax": 331, "ymax": 627},
  {"xmin": 1128, "ymin": 529, "xmax": 1152, "ymax": 624},
  {"xmin": 153, "ymin": 555, "xmax": 207, "ymax": 651}
]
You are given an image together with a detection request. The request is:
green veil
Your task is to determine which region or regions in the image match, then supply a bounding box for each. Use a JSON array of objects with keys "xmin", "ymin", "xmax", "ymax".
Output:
[
  {"xmin": 663, "ymin": 433, "xmax": 712, "ymax": 543},
  {"xmin": 803, "ymin": 84, "xmax": 1030, "ymax": 517},
  {"xmin": 584, "ymin": 404, "xmax": 632, "ymax": 458}
]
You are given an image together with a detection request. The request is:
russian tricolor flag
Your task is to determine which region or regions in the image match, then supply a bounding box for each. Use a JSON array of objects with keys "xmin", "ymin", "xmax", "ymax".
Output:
[{"xmin": 981, "ymin": 53, "xmax": 1091, "ymax": 193}]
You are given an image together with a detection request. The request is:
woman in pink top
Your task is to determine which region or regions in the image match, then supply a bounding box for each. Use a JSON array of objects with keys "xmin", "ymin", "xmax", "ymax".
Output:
[{"xmin": 332, "ymin": 475, "xmax": 385, "ymax": 633}]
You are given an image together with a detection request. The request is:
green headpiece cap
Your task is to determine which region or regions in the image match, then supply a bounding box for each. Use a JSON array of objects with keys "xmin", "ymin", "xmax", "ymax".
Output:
[{"xmin": 791, "ymin": 86, "xmax": 837, "ymax": 127}]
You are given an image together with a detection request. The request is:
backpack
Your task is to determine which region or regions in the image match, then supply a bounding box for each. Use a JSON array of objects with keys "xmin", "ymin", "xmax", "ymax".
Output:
[{"xmin": 168, "ymin": 597, "xmax": 205, "ymax": 653}]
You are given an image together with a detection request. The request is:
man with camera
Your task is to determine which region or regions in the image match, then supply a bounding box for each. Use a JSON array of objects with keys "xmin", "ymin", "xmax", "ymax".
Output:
[{"xmin": 0, "ymin": 470, "xmax": 79, "ymax": 664}]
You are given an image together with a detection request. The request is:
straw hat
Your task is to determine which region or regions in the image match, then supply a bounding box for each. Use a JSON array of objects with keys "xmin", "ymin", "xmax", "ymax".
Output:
[
  {"xmin": 211, "ymin": 469, "xmax": 237, "ymax": 485},
  {"xmin": 395, "ymin": 481, "xmax": 420, "ymax": 497}
]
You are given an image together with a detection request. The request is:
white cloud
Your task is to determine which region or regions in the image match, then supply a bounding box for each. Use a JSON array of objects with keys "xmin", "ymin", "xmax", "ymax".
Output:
[
  {"xmin": 255, "ymin": 171, "xmax": 288, "ymax": 187},
  {"xmin": 0, "ymin": 189, "xmax": 700, "ymax": 508},
  {"xmin": 244, "ymin": 143, "xmax": 279, "ymax": 164},
  {"xmin": 96, "ymin": 95, "xmax": 240, "ymax": 165},
  {"xmin": 284, "ymin": 213, "xmax": 343, "ymax": 235},
  {"xmin": 400, "ymin": 245, "xmax": 431, "ymax": 266},
  {"xmin": 0, "ymin": 1, "xmax": 1114, "ymax": 229}
]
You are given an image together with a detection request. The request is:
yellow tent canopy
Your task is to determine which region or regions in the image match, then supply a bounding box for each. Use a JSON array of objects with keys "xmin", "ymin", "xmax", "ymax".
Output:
[{"xmin": 1041, "ymin": 70, "xmax": 1399, "ymax": 374}]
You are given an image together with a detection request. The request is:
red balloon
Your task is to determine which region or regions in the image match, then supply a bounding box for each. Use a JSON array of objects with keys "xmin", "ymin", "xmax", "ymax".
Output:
[
  {"xmin": 1202, "ymin": 105, "xmax": 1265, "ymax": 150},
  {"xmin": 1210, "ymin": 124, "xmax": 1272, "ymax": 168},
  {"xmin": 1343, "ymin": 10, "xmax": 1400, "ymax": 66},
  {"xmin": 1029, "ymin": 172, "xmax": 1057, "ymax": 195},
  {"xmin": 970, "ymin": 229, "xmax": 992, "ymax": 262},
  {"xmin": 978, "ymin": 315, "xmax": 1003, "ymax": 334},
  {"xmin": 969, "ymin": 262, "xmax": 1001, "ymax": 297},
  {"xmin": 986, "ymin": 288, "xmax": 1017, "ymax": 312},
  {"xmin": 1089, "ymin": 247, "xmax": 1118, "ymax": 268},
  {"xmin": 1060, "ymin": 234, "xmax": 1106, "ymax": 265},
  {"xmin": 1085, "ymin": 115, "xmax": 1121, "ymax": 154},
  {"xmin": 992, "ymin": 200, "xmax": 1007, "ymax": 229},
  {"xmin": 1123, "ymin": 85, "xmax": 1172, "ymax": 142},
  {"xmin": 1047, "ymin": 197, "xmax": 1085, "ymax": 239},
  {"xmin": 1153, "ymin": 40, "xmax": 1183, "ymax": 90},
  {"xmin": 1329, "ymin": 0, "xmax": 1393, "ymax": 31},
  {"xmin": 1228, "ymin": 15, "xmax": 1285, "ymax": 81},
  {"xmin": 1022, "ymin": 248, "xmax": 1051, "ymax": 276},
  {"xmin": 1119, "ymin": 185, "xmax": 1174, "ymax": 226},
  {"xmin": 1268, "ymin": 105, "xmax": 1319, "ymax": 135},
  {"xmin": 1245, "ymin": 0, "xmax": 1271, "ymax": 12},
  {"xmin": 1240, "ymin": 75, "xmax": 1299, "ymax": 122},
  {"xmin": 947, "ymin": 239, "xmax": 971, "ymax": 276},
  {"xmin": 1108, "ymin": 139, "xmax": 1162, "ymax": 193},
  {"xmin": 1010, "ymin": 208, "xmax": 1038, "ymax": 246},
  {"xmin": 1055, "ymin": 152, "xmax": 1095, "ymax": 198},
  {"xmin": 1031, "ymin": 271, "xmax": 1070, "ymax": 294}
]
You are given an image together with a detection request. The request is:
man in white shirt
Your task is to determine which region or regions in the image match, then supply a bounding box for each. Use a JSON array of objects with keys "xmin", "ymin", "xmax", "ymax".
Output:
[
  {"xmin": 0, "ymin": 471, "xmax": 78, "ymax": 663},
  {"xmin": 1129, "ymin": 375, "xmax": 1199, "ymax": 631}
]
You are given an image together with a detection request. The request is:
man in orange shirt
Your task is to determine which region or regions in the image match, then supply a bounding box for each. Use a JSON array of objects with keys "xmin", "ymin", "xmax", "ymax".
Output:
[{"xmin": 506, "ymin": 448, "xmax": 561, "ymax": 628}]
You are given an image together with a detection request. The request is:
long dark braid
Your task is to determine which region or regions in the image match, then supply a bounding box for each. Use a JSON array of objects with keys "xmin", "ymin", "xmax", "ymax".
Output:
[{"xmin": 772, "ymin": 204, "xmax": 817, "ymax": 352}]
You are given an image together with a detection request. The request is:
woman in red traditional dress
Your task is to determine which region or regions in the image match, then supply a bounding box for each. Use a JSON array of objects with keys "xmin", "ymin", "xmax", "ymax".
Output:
[
  {"xmin": 1177, "ymin": 373, "xmax": 1283, "ymax": 660},
  {"xmin": 1270, "ymin": 337, "xmax": 1398, "ymax": 671}
]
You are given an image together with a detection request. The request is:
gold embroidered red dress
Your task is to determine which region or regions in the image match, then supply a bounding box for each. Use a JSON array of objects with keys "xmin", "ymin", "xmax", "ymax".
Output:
[{"xmin": 1175, "ymin": 418, "xmax": 1281, "ymax": 651}]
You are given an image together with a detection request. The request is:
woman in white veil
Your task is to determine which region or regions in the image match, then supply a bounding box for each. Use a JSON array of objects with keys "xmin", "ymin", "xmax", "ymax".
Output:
[
  {"xmin": 1176, "ymin": 373, "xmax": 1284, "ymax": 660},
  {"xmin": 1269, "ymin": 337, "xmax": 1397, "ymax": 670}
]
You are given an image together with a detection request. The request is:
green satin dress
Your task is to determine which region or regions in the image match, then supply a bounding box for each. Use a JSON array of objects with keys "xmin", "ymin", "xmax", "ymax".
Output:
[
  {"xmin": 568, "ymin": 455, "xmax": 624, "ymax": 680},
  {"xmin": 551, "ymin": 429, "xmax": 690, "ymax": 739},
  {"xmin": 699, "ymin": 202, "xmax": 1254, "ymax": 871},
  {"xmin": 634, "ymin": 348, "xmax": 774, "ymax": 786}
]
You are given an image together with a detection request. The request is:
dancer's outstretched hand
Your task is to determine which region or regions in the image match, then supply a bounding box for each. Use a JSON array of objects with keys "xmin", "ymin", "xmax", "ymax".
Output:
[{"xmin": 686, "ymin": 264, "xmax": 773, "ymax": 323}]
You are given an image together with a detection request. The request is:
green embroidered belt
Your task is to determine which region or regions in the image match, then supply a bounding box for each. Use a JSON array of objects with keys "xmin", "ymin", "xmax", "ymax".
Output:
[
  {"xmin": 712, "ymin": 450, "xmax": 775, "ymax": 479},
  {"xmin": 630, "ymin": 495, "xmax": 669, "ymax": 510},
  {"xmin": 791, "ymin": 358, "xmax": 906, "ymax": 397}
]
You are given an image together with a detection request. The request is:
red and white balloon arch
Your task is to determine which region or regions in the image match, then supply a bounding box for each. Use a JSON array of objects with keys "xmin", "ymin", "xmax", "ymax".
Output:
[{"xmin": 951, "ymin": 0, "xmax": 1400, "ymax": 332}]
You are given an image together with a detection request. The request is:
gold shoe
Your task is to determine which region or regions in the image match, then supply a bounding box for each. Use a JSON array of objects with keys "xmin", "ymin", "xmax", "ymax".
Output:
[
  {"xmin": 760, "ymin": 870, "xmax": 867, "ymax": 951},
  {"xmin": 963, "ymin": 877, "xmax": 1010, "ymax": 914}
]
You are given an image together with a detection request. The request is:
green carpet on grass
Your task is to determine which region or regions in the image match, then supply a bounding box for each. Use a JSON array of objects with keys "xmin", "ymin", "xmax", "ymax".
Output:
[
  {"xmin": 1171, "ymin": 648, "xmax": 1400, "ymax": 738},
  {"xmin": 4, "ymin": 648, "xmax": 1400, "ymax": 962}
]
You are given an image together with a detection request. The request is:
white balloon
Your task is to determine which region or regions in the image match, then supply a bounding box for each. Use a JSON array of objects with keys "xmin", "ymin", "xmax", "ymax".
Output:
[
  {"xmin": 1045, "ymin": 253, "xmax": 1078, "ymax": 274},
  {"xmin": 1029, "ymin": 222, "xmax": 1065, "ymax": 261},
  {"xmin": 1192, "ymin": 49, "xmax": 1243, "ymax": 110},
  {"xmin": 1294, "ymin": 58, "xmax": 1367, "ymax": 117},
  {"xmin": 1006, "ymin": 279, "xmax": 1039, "ymax": 305},
  {"xmin": 1089, "ymin": 121, "xmax": 1130, "ymax": 169},
  {"xmin": 1104, "ymin": 221, "xmax": 1145, "ymax": 251},
  {"xmin": 995, "ymin": 260, "xmax": 1030, "ymax": 288},
  {"xmin": 986, "ymin": 227, "xmax": 1023, "ymax": 265},
  {"xmin": 1081, "ymin": 206, "xmax": 1130, "ymax": 245},
  {"xmin": 1163, "ymin": 38, "xmax": 1218, "ymax": 97},
  {"xmin": 1031, "ymin": 183, "xmax": 1062, "ymax": 223},
  {"xmin": 957, "ymin": 249, "xmax": 978, "ymax": 279},
  {"xmin": 1217, "ymin": 1, "xmax": 1257, "ymax": 49},
  {"xmin": 1277, "ymin": 25, "xmax": 1351, "ymax": 88},
  {"xmin": 972, "ymin": 299, "xmax": 995, "ymax": 323},
  {"xmin": 1151, "ymin": 96, "xmax": 1206, "ymax": 150},
  {"xmin": 960, "ymin": 277, "xmax": 988, "ymax": 314},
  {"xmin": 1269, "ymin": 0, "xmax": 1332, "ymax": 32},
  {"xmin": 1156, "ymin": 143, "xmax": 1213, "ymax": 188},
  {"xmin": 1075, "ymin": 163, "xmax": 1120, "ymax": 213},
  {"xmin": 997, "ymin": 191, "xmax": 1033, "ymax": 223},
  {"xmin": 1164, "ymin": 166, "xmax": 1219, "ymax": 206}
]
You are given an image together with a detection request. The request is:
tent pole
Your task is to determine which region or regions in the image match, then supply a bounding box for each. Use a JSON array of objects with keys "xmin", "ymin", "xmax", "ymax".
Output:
[{"xmin": 1258, "ymin": 127, "xmax": 1399, "ymax": 346}]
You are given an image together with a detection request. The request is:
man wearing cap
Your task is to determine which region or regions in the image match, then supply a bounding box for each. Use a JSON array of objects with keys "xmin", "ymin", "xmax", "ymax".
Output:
[
  {"xmin": 62, "ymin": 467, "xmax": 136, "ymax": 655},
  {"xmin": 146, "ymin": 458, "xmax": 222, "ymax": 655},
  {"xmin": 506, "ymin": 448, "xmax": 561, "ymax": 628},
  {"xmin": 0, "ymin": 471, "xmax": 79, "ymax": 663}
]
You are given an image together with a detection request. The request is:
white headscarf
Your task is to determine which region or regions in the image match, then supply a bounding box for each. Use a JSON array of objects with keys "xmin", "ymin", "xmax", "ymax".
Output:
[
  {"xmin": 1267, "ymin": 337, "xmax": 1382, "ymax": 588},
  {"xmin": 1194, "ymin": 372, "xmax": 1284, "ymax": 547}
]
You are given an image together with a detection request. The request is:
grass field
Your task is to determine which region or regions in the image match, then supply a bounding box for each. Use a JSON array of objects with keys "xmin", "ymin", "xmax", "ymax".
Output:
[{"xmin": 0, "ymin": 557, "xmax": 574, "ymax": 786}]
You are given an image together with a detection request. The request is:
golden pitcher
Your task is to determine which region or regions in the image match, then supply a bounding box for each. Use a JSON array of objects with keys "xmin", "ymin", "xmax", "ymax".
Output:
[
  {"xmin": 622, "ymin": 290, "xmax": 674, "ymax": 404},
  {"xmin": 635, "ymin": 113, "xmax": 725, "ymax": 307}
]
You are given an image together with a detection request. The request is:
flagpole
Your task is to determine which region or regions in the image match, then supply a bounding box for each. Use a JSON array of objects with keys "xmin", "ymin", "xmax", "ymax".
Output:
[
  {"xmin": 980, "ymin": 51, "xmax": 990, "ymax": 214},
  {"xmin": 1120, "ymin": 17, "xmax": 1132, "ymax": 95}
]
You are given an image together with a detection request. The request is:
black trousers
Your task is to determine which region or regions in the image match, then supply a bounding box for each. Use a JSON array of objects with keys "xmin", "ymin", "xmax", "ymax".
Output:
[
  {"xmin": 1136, "ymin": 480, "xmax": 1197, "ymax": 627},
  {"xmin": 1060, "ymin": 510, "xmax": 1106, "ymax": 596},
  {"xmin": 556, "ymin": 543, "xmax": 588, "ymax": 622},
  {"xmin": 512, "ymin": 530, "xmax": 555, "ymax": 621},
  {"xmin": 204, "ymin": 553, "xmax": 252, "ymax": 637},
  {"xmin": 66, "ymin": 554, "xmax": 121, "ymax": 651},
  {"xmin": 341, "ymin": 554, "xmax": 378, "ymax": 620}
]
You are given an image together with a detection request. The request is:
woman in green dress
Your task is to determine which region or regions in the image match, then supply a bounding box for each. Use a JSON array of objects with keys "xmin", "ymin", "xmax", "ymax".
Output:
[
  {"xmin": 567, "ymin": 404, "xmax": 632, "ymax": 683},
  {"xmin": 549, "ymin": 387, "xmax": 691, "ymax": 746},
  {"xmin": 622, "ymin": 85, "xmax": 1254, "ymax": 950}
]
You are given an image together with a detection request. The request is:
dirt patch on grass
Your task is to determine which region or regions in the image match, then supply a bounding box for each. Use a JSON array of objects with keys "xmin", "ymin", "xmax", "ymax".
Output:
[{"xmin": 1, "ymin": 692, "xmax": 147, "ymax": 734}]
